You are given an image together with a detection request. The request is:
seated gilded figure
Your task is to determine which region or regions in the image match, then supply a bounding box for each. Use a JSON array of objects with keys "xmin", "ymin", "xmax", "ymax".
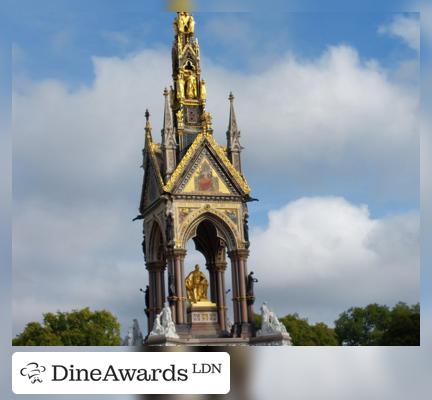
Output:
[{"xmin": 185, "ymin": 264, "xmax": 209, "ymax": 303}]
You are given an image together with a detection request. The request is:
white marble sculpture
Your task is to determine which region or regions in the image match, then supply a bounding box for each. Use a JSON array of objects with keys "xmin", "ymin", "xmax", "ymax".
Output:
[
  {"xmin": 149, "ymin": 303, "xmax": 179, "ymax": 339},
  {"xmin": 123, "ymin": 318, "xmax": 143, "ymax": 346},
  {"xmin": 257, "ymin": 302, "xmax": 289, "ymax": 336}
]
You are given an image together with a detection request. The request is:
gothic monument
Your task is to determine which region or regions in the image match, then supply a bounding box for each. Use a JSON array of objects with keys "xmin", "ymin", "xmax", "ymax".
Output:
[{"xmin": 137, "ymin": 12, "xmax": 290, "ymax": 345}]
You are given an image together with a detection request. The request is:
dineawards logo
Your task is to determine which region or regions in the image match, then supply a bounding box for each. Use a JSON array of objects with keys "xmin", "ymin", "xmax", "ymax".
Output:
[
  {"xmin": 20, "ymin": 362, "xmax": 47, "ymax": 384},
  {"xmin": 12, "ymin": 352, "xmax": 230, "ymax": 395}
]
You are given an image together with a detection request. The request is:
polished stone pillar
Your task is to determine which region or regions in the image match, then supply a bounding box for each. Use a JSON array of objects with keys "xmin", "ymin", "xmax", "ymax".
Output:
[
  {"xmin": 228, "ymin": 249, "xmax": 252, "ymax": 337},
  {"xmin": 171, "ymin": 248, "xmax": 186, "ymax": 324},
  {"xmin": 228, "ymin": 251, "xmax": 240, "ymax": 327},
  {"xmin": 215, "ymin": 261, "xmax": 227, "ymax": 332},
  {"xmin": 146, "ymin": 260, "xmax": 166, "ymax": 331}
]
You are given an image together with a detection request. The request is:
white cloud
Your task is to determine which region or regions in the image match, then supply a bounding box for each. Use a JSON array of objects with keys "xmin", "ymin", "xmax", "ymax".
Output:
[
  {"xmin": 249, "ymin": 197, "xmax": 419, "ymax": 323},
  {"xmin": 13, "ymin": 40, "xmax": 419, "ymax": 333},
  {"xmin": 378, "ymin": 15, "xmax": 420, "ymax": 51}
]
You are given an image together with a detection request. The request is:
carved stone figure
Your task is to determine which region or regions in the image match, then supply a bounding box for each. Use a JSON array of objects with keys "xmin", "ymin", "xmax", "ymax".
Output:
[
  {"xmin": 185, "ymin": 264, "xmax": 209, "ymax": 303},
  {"xmin": 166, "ymin": 212, "xmax": 173, "ymax": 243},
  {"xmin": 186, "ymin": 74, "xmax": 197, "ymax": 98},
  {"xmin": 168, "ymin": 273, "xmax": 175, "ymax": 298},
  {"xmin": 149, "ymin": 303, "xmax": 179, "ymax": 338},
  {"xmin": 144, "ymin": 285, "xmax": 150, "ymax": 310},
  {"xmin": 246, "ymin": 271, "xmax": 258, "ymax": 298},
  {"xmin": 123, "ymin": 319, "xmax": 143, "ymax": 346},
  {"xmin": 257, "ymin": 302, "xmax": 290, "ymax": 338},
  {"xmin": 243, "ymin": 213, "xmax": 250, "ymax": 243}
]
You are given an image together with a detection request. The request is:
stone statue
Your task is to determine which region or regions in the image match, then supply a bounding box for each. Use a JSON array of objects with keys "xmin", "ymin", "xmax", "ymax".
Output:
[
  {"xmin": 247, "ymin": 271, "xmax": 258, "ymax": 298},
  {"xmin": 144, "ymin": 285, "xmax": 150, "ymax": 309},
  {"xmin": 185, "ymin": 264, "xmax": 209, "ymax": 303},
  {"xmin": 177, "ymin": 75, "xmax": 185, "ymax": 99},
  {"xmin": 123, "ymin": 319, "xmax": 143, "ymax": 346},
  {"xmin": 200, "ymin": 79, "xmax": 206, "ymax": 101},
  {"xmin": 186, "ymin": 74, "xmax": 197, "ymax": 99},
  {"xmin": 257, "ymin": 302, "xmax": 290, "ymax": 339},
  {"xmin": 243, "ymin": 213, "xmax": 250, "ymax": 243},
  {"xmin": 149, "ymin": 303, "xmax": 179, "ymax": 339},
  {"xmin": 168, "ymin": 273, "xmax": 175, "ymax": 298},
  {"xmin": 166, "ymin": 212, "xmax": 173, "ymax": 242}
]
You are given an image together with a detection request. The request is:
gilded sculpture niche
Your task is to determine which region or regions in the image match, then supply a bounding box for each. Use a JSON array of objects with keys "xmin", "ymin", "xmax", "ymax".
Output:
[{"xmin": 185, "ymin": 264, "xmax": 209, "ymax": 303}]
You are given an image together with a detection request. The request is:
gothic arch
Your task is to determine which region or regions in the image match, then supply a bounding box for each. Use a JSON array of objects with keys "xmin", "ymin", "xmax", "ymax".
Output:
[
  {"xmin": 179, "ymin": 210, "xmax": 240, "ymax": 251},
  {"xmin": 148, "ymin": 220, "xmax": 165, "ymax": 262}
]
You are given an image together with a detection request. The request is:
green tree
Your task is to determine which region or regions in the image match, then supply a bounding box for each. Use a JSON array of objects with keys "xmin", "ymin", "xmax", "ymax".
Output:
[
  {"xmin": 280, "ymin": 314, "xmax": 338, "ymax": 346},
  {"xmin": 334, "ymin": 302, "xmax": 419, "ymax": 346},
  {"xmin": 381, "ymin": 302, "xmax": 420, "ymax": 345},
  {"xmin": 334, "ymin": 303, "xmax": 391, "ymax": 345},
  {"xmin": 13, "ymin": 308, "xmax": 121, "ymax": 346}
]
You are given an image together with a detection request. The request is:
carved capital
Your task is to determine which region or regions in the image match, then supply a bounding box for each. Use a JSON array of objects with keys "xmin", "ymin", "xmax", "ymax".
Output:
[
  {"xmin": 146, "ymin": 261, "xmax": 166, "ymax": 272},
  {"xmin": 227, "ymin": 249, "xmax": 249, "ymax": 260},
  {"xmin": 167, "ymin": 248, "xmax": 187, "ymax": 260}
]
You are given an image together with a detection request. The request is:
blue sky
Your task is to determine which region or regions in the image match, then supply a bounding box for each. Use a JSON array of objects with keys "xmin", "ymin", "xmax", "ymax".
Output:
[{"xmin": 6, "ymin": 4, "xmax": 419, "ymax": 221}]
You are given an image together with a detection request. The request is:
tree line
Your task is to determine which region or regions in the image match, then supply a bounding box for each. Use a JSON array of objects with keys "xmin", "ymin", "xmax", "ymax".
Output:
[
  {"xmin": 12, "ymin": 302, "xmax": 419, "ymax": 346},
  {"xmin": 255, "ymin": 302, "xmax": 420, "ymax": 346}
]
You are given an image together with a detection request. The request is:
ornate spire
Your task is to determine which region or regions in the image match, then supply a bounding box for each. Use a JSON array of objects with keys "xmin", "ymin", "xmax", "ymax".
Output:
[
  {"xmin": 161, "ymin": 89, "xmax": 177, "ymax": 180},
  {"xmin": 227, "ymin": 92, "xmax": 238, "ymax": 142},
  {"xmin": 161, "ymin": 88, "xmax": 174, "ymax": 145},
  {"xmin": 171, "ymin": 12, "xmax": 210, "ymax": 152},
  {"xmin": 145, "ymin": 109, "xmax": 151, "ymax": 132},
  {"xmin": 226, "ymin": 93, "xmax": 242, "ymax": 172}
]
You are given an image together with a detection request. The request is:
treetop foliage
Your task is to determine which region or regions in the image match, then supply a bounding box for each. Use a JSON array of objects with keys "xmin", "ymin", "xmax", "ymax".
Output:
[{"xmin": 13, "ymin": 307, "xmax": 121, "ymax": 346}]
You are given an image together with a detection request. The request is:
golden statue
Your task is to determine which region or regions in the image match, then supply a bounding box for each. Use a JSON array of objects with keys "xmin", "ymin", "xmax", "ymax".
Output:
[
  {"xmin": 176, "ymin": 108, "xmax": 184, "ymax": 128},
  {"xmin": 185, "ymin": 265, "xmax": 209, "ymax": 303},
  {"xmin": 200, "ymin": 79, "xmax": 206, "ymax": 101},
  {"xmin": 186, "ymin": 74, "xmax": 197, "ymax": 98},
  {"xmin": 176, "ymin": 12, "xmax": 195, "ymax": 34},
  {"xmin": 201, "ymin": 111, "xmax": 212, "ymax": 131},
  {"xmin": 177, "ymin": 75, "xmax": 185, "ymax": 99}
]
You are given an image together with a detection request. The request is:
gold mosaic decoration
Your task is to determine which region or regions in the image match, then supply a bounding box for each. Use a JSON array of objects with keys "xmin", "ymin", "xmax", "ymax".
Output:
[{"xmin": 162, "ymin": 132, "xmax": 250, "ymax": 194}]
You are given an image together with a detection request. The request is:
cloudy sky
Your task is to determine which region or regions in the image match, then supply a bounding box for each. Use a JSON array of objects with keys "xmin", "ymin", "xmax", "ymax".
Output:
[
  {"xmin": 2, "ymin": 1, "xmax": 432, "ymax": 400},
  {"xmin": 7, "ymin": 0, "xmax": 421, "ymax": 341}
]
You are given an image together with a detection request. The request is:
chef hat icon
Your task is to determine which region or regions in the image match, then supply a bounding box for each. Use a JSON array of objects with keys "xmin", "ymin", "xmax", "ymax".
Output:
[{"xmin": 20, "ymin": 362, "xmax": 46, "ymax": 384}]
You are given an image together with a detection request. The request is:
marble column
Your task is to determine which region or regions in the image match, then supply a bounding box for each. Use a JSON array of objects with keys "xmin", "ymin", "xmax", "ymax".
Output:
[
  {"xmin": 172, "ymin": 248, "xmax": 187, "ymax": 324},
  {"xmin": 215, "ymin": 261, "xmax": 227, "ymax": 332},
  {"xmin": 228, "ymin": 251, "xmax": 240, "ymax": 327}
]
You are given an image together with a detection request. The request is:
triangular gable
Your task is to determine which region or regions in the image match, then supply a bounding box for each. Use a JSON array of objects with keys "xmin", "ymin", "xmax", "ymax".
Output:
[
  {"xmin": 163, "ymin": 132, "xmax": 251, "ymax": 195},
  {"xmin": 178, "ymin": 151, "xmax": 234, "ymax": 195}
]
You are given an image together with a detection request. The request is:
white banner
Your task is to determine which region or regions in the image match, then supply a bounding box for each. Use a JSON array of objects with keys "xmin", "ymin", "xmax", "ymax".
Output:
[{"xmin": 12, "ymin": 352, "xmax": 230, "ymax": 394}]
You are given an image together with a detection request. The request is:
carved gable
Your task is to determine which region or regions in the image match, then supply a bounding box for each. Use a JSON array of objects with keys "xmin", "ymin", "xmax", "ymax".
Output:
[{"xmin": 175, "ymin": 147, "xmax": 239, "ymax": 196}]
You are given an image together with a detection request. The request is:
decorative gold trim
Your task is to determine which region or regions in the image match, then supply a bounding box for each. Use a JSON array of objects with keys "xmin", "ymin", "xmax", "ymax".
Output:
[
  {"xmin": 205, "ymin": 133, "xmax": 251, "ymax": 194},
  {"xmin": 163, "ymin": 132, "xmax": 205, "ymax": 191},
  {"xmin": 162, "ymin": 132, "xmax": 251, "ymax": 194}
]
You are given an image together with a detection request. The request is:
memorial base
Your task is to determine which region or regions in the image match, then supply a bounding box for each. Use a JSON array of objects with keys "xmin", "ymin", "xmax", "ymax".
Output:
[{"xmin": 187, "ymin": 300, "xmax": 221, "ymax": 338}]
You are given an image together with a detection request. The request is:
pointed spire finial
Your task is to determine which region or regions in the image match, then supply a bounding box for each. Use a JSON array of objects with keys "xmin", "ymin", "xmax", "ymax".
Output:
[
  {"xmin": 227, "ymin": 92, "xmax": 238, "ymax": 133},
  {"xmin": 145, "ymin": 109, "xmax": 152, "ymax": 133}
]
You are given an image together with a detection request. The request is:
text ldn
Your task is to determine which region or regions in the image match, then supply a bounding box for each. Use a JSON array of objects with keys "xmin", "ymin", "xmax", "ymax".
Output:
[
  {"xmin": 192, "ymin": 363, "xmax": 222, "ymax": 374},
  {"xmin": 52, "ymin": 364, "xmax": 188, "ymax": 382}
]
